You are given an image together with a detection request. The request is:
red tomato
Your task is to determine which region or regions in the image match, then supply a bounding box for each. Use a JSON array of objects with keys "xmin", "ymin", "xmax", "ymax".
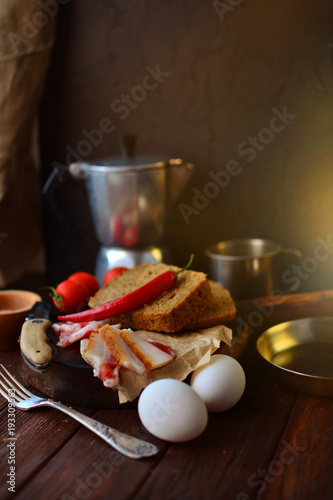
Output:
[
  {"xmin": 53, "ymin": 280, "xmax": 89, "ymax": 313},
  {"xmin": 123, "ymin": 226, "xmax": 138, "ymax": 247},
  {"xmin": 103, "ymin": 267, "xmax": 128, "ymax": 285},
  {"xmin": 69, "ymin": 272, "xmax": 99, "ymax": 296},
  {"xmin": 50, "ymin": 271, "xmax": 99, "ymax": 313}
]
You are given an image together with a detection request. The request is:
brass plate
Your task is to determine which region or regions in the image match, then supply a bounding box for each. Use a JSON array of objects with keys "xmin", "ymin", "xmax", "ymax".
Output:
[{"xmin": 256, "ymin": 317, "xmax": 333, "ymax": 397}]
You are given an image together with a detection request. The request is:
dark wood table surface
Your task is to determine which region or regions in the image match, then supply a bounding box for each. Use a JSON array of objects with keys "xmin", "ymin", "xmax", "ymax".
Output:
[{"xmin": 1, "ymin": 290, "xmax": 333, "ymax": 500}]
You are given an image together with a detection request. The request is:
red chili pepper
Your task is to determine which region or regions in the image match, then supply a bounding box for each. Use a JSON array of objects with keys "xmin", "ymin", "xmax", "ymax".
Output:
[{"xmin": 58, "ymin": 255, "xmax": 194, "ymax": 323}]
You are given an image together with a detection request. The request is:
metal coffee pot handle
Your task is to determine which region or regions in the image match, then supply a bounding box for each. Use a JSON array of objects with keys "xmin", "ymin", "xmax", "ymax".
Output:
[{"xmin": 42, "ymin": 163, "xmax": 88, "ymax": 238}]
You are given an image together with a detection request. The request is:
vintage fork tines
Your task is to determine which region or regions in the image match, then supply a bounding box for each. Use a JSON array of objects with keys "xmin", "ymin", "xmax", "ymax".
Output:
[
  {"xmin": 0, "ymin": 363, "xmax": 34, "ymax": 402},
  {"xmin": 0, "ymin": 364, "xmax": 158, "ymax": 459}
]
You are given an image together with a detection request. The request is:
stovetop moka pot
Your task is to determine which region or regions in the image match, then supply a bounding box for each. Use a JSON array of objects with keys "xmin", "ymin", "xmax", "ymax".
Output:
[
  {"xmin": 44, "ymin": 155, "xmax": 193, "ymax": 250},
  {"xmin": 69, "ymin": 156, "xmax": 193, "ymax": 248}
]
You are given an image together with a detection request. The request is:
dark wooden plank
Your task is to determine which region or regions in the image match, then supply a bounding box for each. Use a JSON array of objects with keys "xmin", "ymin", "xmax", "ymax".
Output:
[
  {"xmin": 0, "ymin": 405, "xmax": 95, "ymax": 500},
  {"xmin": 0, "ymin": 350, "xmax": 96, "ymax": 500},
  {"xmin": 256, "ymin": 394, "xmax": 333, "ymax": 500},
  {"xmin": 0, "ymin": 348, "xmax": 22, "ymax": 370},
  {"xmin": 235, "ymin": 290, "xmax": 333, "ymax": 342},
  {"xmin": 14, "ymin": 409, "xmax": 168, "ymax": 500},
  {"xmin": 2, "ymin": 291, "xmax": 332, "ymax": 499}
]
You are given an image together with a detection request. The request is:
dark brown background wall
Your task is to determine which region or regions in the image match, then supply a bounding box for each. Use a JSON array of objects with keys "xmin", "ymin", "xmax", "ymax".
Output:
[{"xmin": 40, "ymin": 0, "xmax": 333, "ymax": 292}]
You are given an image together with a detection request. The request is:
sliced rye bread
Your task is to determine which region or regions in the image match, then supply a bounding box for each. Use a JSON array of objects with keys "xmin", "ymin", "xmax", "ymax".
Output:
[
  {"xmin": 184, "ymin": 280, "xmax": 236, "ymax": 331},
  {"xmin": 89, "ymin": 263, "xmax": 212, "ymax": 332}
]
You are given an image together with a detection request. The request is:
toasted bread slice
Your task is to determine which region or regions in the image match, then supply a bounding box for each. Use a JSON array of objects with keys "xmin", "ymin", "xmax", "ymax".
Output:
[
  {"xmin": 89, "ymin": 263, "xmax": 212, "ymax": 332},
  {"xmin": 186, "ymin": 280, "xmax": 236, "ymax": 330}
]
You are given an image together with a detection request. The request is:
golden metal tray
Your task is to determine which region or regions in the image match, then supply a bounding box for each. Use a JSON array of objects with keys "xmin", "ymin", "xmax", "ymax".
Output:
[{"xmin": 256, "ymin": 317, "xmax": 333, "ymax": 397}]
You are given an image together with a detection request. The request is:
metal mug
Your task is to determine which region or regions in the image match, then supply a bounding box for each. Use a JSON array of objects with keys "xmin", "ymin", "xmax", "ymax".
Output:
[{"xmin": 205, "ymin": 238, "xmax": 303, "ymax": 300}]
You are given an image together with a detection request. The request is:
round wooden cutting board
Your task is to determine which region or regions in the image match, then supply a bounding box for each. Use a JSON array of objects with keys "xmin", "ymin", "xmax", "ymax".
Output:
[
  {"xmin": 21, "ymin": 326, "xmax": 135, "ymax": 409},
  {"xmin": 21, "ymin": 315, "xmax": 247, "ymax": 409}
]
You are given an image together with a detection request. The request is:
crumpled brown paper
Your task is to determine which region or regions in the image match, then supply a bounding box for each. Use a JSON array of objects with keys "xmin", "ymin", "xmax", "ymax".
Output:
[{"xmin": 115, "ymin": 325, "xmax": 232, "ymax": 403}]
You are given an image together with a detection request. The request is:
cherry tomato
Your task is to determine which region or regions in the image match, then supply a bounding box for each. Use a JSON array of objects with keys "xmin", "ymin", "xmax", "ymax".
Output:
[
  {"xmin": 52, "ymin": 280, "xmax": 89, "ymax": 313},
  {"xmin": 48, "ymin": 271, "xmax": 99, "ymax": 313},
  {"xmin": 69, "ymin": 272, "xmax": 99, "ymax": 296},
  {"xmin": 103, "ymin": 266, "xmax": 128, "ymax": 285},
  {"xmin": 123, "ymin": 226, "xmax": 138, "ymax": 247}
]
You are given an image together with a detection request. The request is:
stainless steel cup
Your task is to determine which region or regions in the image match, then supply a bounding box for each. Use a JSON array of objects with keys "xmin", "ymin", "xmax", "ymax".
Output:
[{"xmin": 205, "ymin": 238, "xmax": 302, "ymax": 300}]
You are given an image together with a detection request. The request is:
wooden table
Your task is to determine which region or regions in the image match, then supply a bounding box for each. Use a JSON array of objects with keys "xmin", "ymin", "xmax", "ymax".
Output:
[{"xmin": 1, "ymin": 290, "xmax": 333, "ymax": 500}]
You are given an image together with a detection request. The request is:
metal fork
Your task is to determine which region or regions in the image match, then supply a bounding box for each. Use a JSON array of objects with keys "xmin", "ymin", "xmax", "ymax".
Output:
[{"xmin": 0, "ymin": 364, "xmax": 158, "ymax": 459}]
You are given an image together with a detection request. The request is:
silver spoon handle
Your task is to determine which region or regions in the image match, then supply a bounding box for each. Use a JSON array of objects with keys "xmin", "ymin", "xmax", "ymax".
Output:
[{"xmin": 46, "ymin": 400, "xmax": 158, "ymax": 459}]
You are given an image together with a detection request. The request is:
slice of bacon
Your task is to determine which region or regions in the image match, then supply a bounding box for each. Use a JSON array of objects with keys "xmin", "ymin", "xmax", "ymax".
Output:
[
  {"xmin": 51, "ymin": 320, "xmax": 111, "ymax": 347},
  {"xmin": 99, "ymin": 325, "xmax": 147, "ymax": 375},
  {"xmin": 80, "ymin": 332, "xmax": 120, "ymax": 388},
  {"xmin": 119, "ymin": 329, "xmax": 175, "ymax": 372}
]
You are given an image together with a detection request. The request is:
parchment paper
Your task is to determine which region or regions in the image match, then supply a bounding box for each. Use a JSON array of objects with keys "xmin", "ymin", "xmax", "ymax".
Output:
[{"xmin": 116, "ymin": 325, "xmax": 232, "ymax": 403}]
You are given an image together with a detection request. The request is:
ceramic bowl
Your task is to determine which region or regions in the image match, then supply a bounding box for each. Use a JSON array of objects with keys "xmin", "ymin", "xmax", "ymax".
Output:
[{"xmin": 0, "ymin": 290, "xmax": 41, "ymax": 350}]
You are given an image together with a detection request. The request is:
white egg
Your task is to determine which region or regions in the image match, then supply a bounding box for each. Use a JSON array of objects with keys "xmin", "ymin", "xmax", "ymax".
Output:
[
  {"xmin": 190, "ymin": 354, "xmax": 246, "ymax": 412},
  {"xmin": 138, "ymin": 379, "xmax": 208, "ymax": 442}
]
